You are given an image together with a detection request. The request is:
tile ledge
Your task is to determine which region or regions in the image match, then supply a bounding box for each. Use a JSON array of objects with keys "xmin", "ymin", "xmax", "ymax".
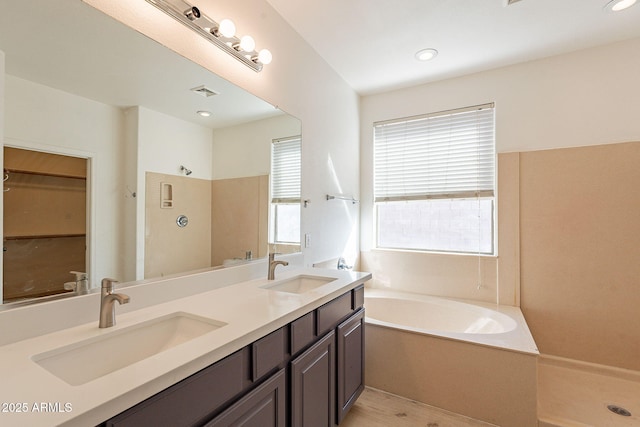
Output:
[
  {"xmin": 538, "ymin": 354, "xmax": 640, "ymax": 383},
  {"xmin": 538, "ymin": 415, "xmax": 592, "ymax": 427}
]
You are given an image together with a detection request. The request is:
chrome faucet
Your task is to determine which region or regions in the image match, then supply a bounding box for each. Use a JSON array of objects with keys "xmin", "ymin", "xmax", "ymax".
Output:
[
  {"xmin": 63, "ymin": 271, "xmax": 90, "ymax": 295},
  {"xmin": 268, "ymin": 253, "xmax": 289, "ymax": 280},
  {"xmin": 99, "ymin": 278, "xmax": 130, "ymax": 328}
]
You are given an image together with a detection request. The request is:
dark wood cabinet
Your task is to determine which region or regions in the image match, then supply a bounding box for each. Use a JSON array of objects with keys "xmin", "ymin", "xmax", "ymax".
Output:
[
  {"xmin": 336, "ymin": 308, "xmax": 365, "ymax": 424},
  {"xmin": 102, "ymin": 285, "xmax": 366, "ymax": 427},
  {"xmin": 205, "ymin": 368, "xmax": 286, "ymax": 427},
  {"xmin": 104, "ymin": 348, "xmax": 250, "ymax": 427},
  {"xmin": 290, "ymin": 330, "xmax": 336, "ymax": 427},
  {"xmin": 291, "ymin": 295, "xmax": 365, "ymax": 427}
]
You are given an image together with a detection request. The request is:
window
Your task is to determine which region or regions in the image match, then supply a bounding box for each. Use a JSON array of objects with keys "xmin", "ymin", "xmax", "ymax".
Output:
[
  {"xmin": 373, "ymin": 104, "xmax": 495, "ymax": 254},
  {"xmin": 271, "ymin": 136, "xmax": 301, "ymax": 244}
]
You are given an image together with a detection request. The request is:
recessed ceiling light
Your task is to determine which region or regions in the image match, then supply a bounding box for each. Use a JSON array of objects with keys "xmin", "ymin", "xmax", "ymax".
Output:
[
  {"xmin": 604, "ymin": 0, "xmax": 637, "ymax": 11},
  {"xmin": 415, "ymin": 48, "xmax": 438, "ymax": 62},
  {"xmin": 197, "ymin": 110, "xmax": 212, "ymax": 117}
]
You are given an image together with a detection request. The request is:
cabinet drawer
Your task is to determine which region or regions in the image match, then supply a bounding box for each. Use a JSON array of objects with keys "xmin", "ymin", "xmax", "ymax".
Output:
[
  {"xmin": 106, "ymin": 348, "xmax": 248, "ymax": 427},
  {"xmin": 290, "ymin": 311, "xmax": 315, "ymax": 356},
  {"xmin": 316, "ymin": 292, "xmax": 352, "ymax": 336},
  {"xmin": 252, "ymin": 327, "xmax": 286, "ymax": 381}
]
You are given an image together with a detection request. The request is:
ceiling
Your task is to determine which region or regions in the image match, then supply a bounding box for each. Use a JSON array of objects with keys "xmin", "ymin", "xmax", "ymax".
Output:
[
  {"xmin": 0, "ymin": 0, "xmax": 280, "ymax": 129},
  {"xmin": 1, "ymin": 0, "xmax": 639, "ymax": 122},
  {"xmin": 265, "ymin": 0, "xmax": 640, "ymax": 95}
]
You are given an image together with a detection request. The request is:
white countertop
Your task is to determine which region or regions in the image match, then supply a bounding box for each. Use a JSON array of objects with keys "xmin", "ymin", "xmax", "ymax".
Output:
[{"xmin": 0, "ymin": 267, "xmax": 370, "ymax": 427}]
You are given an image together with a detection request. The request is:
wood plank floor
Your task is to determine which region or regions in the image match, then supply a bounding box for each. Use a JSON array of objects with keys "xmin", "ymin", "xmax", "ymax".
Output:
[{"xmin": 341, "ymin": 387, "xmax": 496, "ymax": 427}]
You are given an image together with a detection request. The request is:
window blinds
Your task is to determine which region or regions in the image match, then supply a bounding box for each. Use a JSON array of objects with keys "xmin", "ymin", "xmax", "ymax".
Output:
[
  {"xmin": 271, "ymin": 136, "xmax": 301, "ymax": 203},
  {"xmin": 374, "ymin": 104, "xmax": 495, "ymax": 202}
]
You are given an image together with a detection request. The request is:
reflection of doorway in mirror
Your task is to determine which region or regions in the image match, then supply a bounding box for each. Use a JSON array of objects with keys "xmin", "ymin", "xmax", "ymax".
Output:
[{"xmin": 3, "ymin": 147, "xmax": 87, "ymax": 303}]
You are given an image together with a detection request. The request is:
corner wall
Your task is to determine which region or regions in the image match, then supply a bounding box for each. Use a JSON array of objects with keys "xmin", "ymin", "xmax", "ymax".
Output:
[{"xmin": 211, "ymin": 114, "xmax": 300, "ymax": 180}]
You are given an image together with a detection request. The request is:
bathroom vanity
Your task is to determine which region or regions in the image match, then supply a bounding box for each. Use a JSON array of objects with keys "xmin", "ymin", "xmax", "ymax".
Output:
[
  {"xmin": 0, "ymin": 264, "xmax": 369, "ymax": 427},
  {"xmin": 103, "ymin": 285, "xmax": 365, "ymax": 426}
]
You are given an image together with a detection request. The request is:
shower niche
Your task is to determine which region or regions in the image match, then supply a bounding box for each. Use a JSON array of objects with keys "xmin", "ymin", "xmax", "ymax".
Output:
[{"xmin": 3, "ymin": 147, "xmax": 87, "ymax": 303}]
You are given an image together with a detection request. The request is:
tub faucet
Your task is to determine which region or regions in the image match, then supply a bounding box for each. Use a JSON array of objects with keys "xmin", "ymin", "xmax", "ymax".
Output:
[
  {"xmin": 268, "ymin": 253, "xmax": 289, "ymax": 280},
  {"xmin": 99, "ymin": 278, "xmax": 130, "ymax": 328}
]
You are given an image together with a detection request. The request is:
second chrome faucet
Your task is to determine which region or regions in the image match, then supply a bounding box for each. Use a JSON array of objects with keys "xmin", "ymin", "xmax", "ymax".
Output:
[{"xmin": 99, "ymin": 278, "xmax": 130, "ymax": 328}]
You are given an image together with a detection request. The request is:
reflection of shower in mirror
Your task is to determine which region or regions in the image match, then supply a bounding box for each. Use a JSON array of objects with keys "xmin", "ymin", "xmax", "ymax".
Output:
[{"xmin": 180, "ymin": 165, "xmax": 193, "ymax": 176}]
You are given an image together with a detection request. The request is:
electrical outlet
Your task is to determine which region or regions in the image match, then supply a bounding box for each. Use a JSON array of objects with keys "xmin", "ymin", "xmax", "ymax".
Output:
[{"xmin": 305, "ymin": 233, "xmax": 311, "ymax": 248}]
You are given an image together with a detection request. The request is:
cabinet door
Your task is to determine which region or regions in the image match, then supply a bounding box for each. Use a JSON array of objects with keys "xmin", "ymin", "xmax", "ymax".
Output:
[
  {"xmin": 205, "ymin": 368, "xmax": 286, "ymax": 427},
  {"xmin": 336, "ymin": 308, "xmax": 365, "ymax": 424},
  {"xmin": 290, "ymin": 330, "xmax": 335, "ymax": 427}
]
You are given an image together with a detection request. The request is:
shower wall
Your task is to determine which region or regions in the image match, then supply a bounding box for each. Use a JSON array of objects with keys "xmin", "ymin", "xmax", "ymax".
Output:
[
  {"xmin": 519, "ymin": 141, "xmax": 640, "ymax": 371},
  {"xmin": 210, "ymin": 175, "xmax": 268, "ymax": 266},
  {"xmin": 144, "ymin": 172, "xmax": 212, "ymax": 278},
  {"xmin": 145, "ymin": 172, "xmax": 269, "ymax": 276}
]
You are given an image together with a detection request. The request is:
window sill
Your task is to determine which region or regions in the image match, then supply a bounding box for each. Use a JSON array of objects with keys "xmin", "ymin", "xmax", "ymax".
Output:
[{"xmin": 371, "ymin": 247, "xmax": 497, "ymax": 259}]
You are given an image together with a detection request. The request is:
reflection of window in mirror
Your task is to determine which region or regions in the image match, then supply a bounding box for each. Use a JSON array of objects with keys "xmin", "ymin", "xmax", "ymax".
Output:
[
  {"xmin": 270, "ymin": 137, "xmax": 301, "ymax": 253},
  {"xmin": 3, "ymin": 147, "xmax": 88, "ymax": 303}
]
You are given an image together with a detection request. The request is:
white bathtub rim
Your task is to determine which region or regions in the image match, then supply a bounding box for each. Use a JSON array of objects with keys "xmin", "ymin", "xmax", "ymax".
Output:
[
  {"xmin": 364, "ymin": 288, "xmax": 539, "ymax": 355},
  {"xmin": 365, "ymin": 293, "xmax": 517, "ymax": 334}
]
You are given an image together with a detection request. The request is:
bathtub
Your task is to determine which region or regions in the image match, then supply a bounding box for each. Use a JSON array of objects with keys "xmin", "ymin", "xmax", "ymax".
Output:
[
  {"xmin": 364, "ymin": 289, "xmax": 538, "ymax": 354},
  {"xmin": 364, "ymin": 289, "xmax": 539, "ymax": 426}
]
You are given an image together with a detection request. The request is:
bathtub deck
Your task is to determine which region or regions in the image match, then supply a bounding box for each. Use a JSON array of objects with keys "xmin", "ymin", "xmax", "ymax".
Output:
[{"xmin": 341, "ymin": 387, "xmax": 496, "ymax": 427}]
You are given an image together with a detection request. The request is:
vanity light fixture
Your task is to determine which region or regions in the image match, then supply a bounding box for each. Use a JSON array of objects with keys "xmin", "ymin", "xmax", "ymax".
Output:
[
  {"xmin": 604, "ymin": 0, "xmax": 637, "ymax": 11},
  {"xmin": 183, "ymin": 6, "xmax": 200, "ymax": 21},
  {"xmin": 415, "ymin": 48, "xmax": 438, "ymax": 62},
  {"xmin": 145, "ymin": 0, "xmax": 272, "ymax": 72}
]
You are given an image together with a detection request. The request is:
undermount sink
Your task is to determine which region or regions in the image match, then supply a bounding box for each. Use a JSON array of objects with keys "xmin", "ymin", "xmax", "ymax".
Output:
[
  {"xmin": 32, "ymin": 312, "xmax": 226, "ymax": 386},
  {"xmin": 260, "ymin": 275, "xmax": 337, "ymax": 294}
]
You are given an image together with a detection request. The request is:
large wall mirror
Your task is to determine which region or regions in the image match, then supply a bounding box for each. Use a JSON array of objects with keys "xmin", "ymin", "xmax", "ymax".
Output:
[{"xmin": 0, "ymin": 0, "xmax": 301, "ymax": 307}]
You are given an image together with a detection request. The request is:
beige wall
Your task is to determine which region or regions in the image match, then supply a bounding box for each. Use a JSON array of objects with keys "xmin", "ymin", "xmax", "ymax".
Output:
[
  {"xmin": 146, "ymin": 173, "xmax": 270, "ymax": 274},
  {"xmin": 211, "ymin": 175, "xmax": 269, "ymax": 266},
  {"xmin": 519, "ymin": 142, "xmax": 640, "ymax": 371},
  {"xmin": 366, "ymin": 324, "xmax": 538, "ymax": 426},
  {"xmin": 364, "ymin": 141, "xmax": 640, "ymax": 372},
  {"xmin": 145, "ymin": 172, "xmax": 212, "ymax": 278}
]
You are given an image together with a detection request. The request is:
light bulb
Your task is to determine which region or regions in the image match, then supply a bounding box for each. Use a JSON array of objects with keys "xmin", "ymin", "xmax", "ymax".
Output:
[
  {"xmin": 258, "ymin": 49, "xmax": 272, "ymax": 65},
  {"xmin": 606, "ymin": 0, "xmax": 637, "ymax": 11},
  {"xmin": 415, "ymin": 48, "xmax": 438, "ymax": 62},
  {"xmin": 218, "ymin": 19, "xmax": 236, "ymax": 38},
  {"xmin": 239, "ymin": 35, "xmax": 255, "ymax": 52}
]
